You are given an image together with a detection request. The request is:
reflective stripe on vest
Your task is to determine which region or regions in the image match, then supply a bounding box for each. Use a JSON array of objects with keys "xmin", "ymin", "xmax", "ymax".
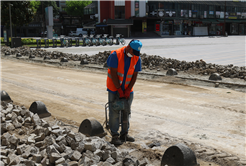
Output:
[{"xmin": 108, "ymin": 72, "xmax": 124, "ymax": 79}]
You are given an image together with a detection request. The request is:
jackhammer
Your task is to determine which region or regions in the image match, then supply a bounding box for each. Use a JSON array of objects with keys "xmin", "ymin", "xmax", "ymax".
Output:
[{"xmin": 104, "ymin": 96, "xmax": 130, "ymax": 142}]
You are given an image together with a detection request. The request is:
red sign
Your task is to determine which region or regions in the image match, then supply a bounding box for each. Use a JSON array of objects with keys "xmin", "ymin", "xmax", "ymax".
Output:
[{"xmin": 156, "ymin": 24, "xmax": 160, "ymax": 31}]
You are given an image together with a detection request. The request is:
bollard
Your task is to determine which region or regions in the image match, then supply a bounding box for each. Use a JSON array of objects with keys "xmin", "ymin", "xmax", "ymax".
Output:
[
  {"xmin": 37, "ymin": 39, "xmax": 41, "ymax": 48},
  {"xmin": 1, "ymin": 90, "xmax": 12, "ymax": 103},
  {"xmin": 166, "ymin": 68, "xmax": 178, "ymax": 76},
  {"xmin": 209, "ymin": 73, "xmax": 222, "ymax": 81},
  {"xmin": 52, "ymin": 39, "xmax": 57, "ymax": 48},
  {"xmin": 16, "ymin": 53, "xmax": 22, "ymax": 58},
  {"xmin": 44, "ymin": 39, "xmax": 49, "ymax": 48},
  {"xmin": 75, "ymin": 37, "xmax": 80, "ymax": 47},
  {"xmin": 79, "ymin": 117, "xmax": 105, "ymax": 137},
  {"xmin": 161, "ymin": 143, "xmax": 199, "ymax": 166},
  {"xmin": 43, "ymin": 56, "xmax": 51, "ymax": 60},
  {"xmin": 60, "ymin": 57, "xmax": 68, "ymax": 62},
  {"xmin": 29, "ymin": 101, "xmax": 51, "ymax": 118}
]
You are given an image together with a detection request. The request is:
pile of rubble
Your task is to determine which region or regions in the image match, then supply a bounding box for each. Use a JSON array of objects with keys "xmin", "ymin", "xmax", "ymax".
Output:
[
  {"xmin": 0, "ymin": 101, "xmax": 148, "ymax": 166},
  {"xmin": 1, "ymin": 46, "xmax": 246, "ymax": 80}
]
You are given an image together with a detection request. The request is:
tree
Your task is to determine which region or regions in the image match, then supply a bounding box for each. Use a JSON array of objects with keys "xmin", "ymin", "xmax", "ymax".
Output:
[
  {"xmin": 37, "ymin": 0, "xmax": 59, "ymax": 31},
  {"xmin": 30, "ymin": 1, "xmax": 41, "ymax": 13},
  {"xmin": 65, "ymin": 1, "xmax": 92, "ymax": 25},
  {"xmin": 35, "ymin": 1, "xmax": 59, "ymax": 17},
  {"xmin": 1, "ymin": 1, "xmax": 36, "ymax": 36}
]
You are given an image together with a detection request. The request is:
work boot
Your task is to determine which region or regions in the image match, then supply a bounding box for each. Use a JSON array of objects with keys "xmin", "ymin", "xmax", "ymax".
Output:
[
  {"xmin": 111, "ymin": 135, "xmax": 123, "ymax": 145},
  {"xmin": 120, "ymin": 134, "xmax": 135, "ymax": 142}
]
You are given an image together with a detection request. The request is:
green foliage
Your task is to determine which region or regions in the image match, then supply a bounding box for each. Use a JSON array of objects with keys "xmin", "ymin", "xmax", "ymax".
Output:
[
  {"xmin": 1, "ymin": 38, "xmax": 78, "ymax": 47},
  {"xmin": 35, "ymin": 1, "xmax": 59, "ymax": 17},
  {"xmin": 30, "ymin": 1, "xmax": 41, "ymax": 13},
  {"xmin": 65, "ymin": 0, "xmax": 92, "ymax": 17},
  {"xmin": 1, "ymin": 1, "xmax": 36, "ymax": 28},
  {"xmin": 21, "ymin": 38, "xmax": 37, "ymax": 45}
]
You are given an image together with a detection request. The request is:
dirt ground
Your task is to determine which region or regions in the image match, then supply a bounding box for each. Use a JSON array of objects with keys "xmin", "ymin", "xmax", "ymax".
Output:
[{"xmin": 1, "ymin": 57, "xmax": 245, "ymax": 166}]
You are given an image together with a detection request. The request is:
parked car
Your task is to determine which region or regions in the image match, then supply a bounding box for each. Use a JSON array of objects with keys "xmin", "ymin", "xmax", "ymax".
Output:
[
  {"xmin": 76, "ymin": 28, "xmax": 88, "ymax": 37},
  {"xmin": 41, "ymin": 31, "xmax": 47, "ymax": 37},
  {"xmin": 69, "ymin": 31, "xmax": 76, "ymax": 37}
]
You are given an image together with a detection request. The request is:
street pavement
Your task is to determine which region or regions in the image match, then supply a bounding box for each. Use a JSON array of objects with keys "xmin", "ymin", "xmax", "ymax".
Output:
[{"xmin": 40, "ymin": 36, "xmax": 246, "ymax": 67}]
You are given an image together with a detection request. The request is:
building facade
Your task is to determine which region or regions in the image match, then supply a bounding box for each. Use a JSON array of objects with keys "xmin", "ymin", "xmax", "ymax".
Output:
[
  {"xmin": 97, "ymin": 1, "xmax": 246, "ymax": 37},
  {"xmin": 7, "ymin": 0, "xmax": 246, "ymax": 37}
]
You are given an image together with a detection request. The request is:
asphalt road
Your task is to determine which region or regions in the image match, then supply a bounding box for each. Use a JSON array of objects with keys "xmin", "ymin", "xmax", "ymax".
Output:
[{"xmin": 38, "ymin": 36, "xmax": 246, "ymax": 67}]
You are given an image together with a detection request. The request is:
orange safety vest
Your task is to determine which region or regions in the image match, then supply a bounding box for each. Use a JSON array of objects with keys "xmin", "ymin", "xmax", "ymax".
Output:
[{"xmin": 107, "ymin": 46, "xmax": 139, "ymax": 92}]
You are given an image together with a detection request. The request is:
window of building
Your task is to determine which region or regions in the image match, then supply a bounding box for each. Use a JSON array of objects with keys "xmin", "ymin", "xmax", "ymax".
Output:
[
  {"xmin": 216, "ymin": 6, "xmax": 221, "ymax": 11},
  {"xmin": 209, "ymin": 5, "xmax": 214, "ymax": 11},
  {"xmin": 227, "ymin": 6, "xmax": 232, "ymax": 12},
  {"xmin": 64, "ymin": 19, "xmax": 70, "ymax": 25},
  {"xmin": 208, "ymin": 5, "xmax": 215, "ymax": 18},
  {"xmin": 171, "ymin": 3, "xmax": 175, "ymax": 10},
  {"xmin": 115, "ymin": 6, "xmax": 125, "ymax": 19}
]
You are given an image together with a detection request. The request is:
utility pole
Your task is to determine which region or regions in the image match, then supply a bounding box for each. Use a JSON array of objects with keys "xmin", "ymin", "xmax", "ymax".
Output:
[
  {"xmin": 223, "ymin": 1, "xmax": 226, "ymax": 36},
  {"xmin": 9, "ymin": 3, "xmax": 13, "ymax": 48},
  {"xmin": 42, "ymin": 1, "xmax": 44, "ymax": 33}
]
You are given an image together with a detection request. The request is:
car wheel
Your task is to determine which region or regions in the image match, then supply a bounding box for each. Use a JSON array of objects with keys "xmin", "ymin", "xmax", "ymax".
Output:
[{"xmin": 79, "ymin": 34, "xmax": 82, "ymax": 37}]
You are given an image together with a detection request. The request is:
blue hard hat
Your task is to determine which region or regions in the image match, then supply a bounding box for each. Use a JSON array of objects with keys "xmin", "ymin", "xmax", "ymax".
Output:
[{"xmin": 129, "ymin": 40, "xmax": 142, "ymax": 56}]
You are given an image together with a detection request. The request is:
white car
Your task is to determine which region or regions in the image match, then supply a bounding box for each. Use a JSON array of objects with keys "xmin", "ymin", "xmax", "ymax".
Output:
[
  {"xmin": 69, "ymin": 31, "xmax": 76, "ymax": 37},
  {"xmin": 76, "ymin": 28, "xmax": 88, "ymax": 37}
]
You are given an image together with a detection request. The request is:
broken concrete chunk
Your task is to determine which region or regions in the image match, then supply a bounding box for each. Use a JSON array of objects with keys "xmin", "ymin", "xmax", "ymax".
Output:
[
  {"xmin": 32, "ymin": 154, "xmax": 42, "ymax": 163},
  {"xmin": 9, "ymin": 134, "xmax": 19, "ymax": 145},
  {"xmin": 35, "ymin": 133, "xmax": 45, "ymax": 142},
  {"xmin": 6, "ymin": 123, "xmax": 15, "ymax": 131},
  {"xmin": 55, "ymin": 157, "xmax": 66, "ymax": 165},
  {"xmin": 18, "ymin": 129, "xmax": 25, "ymax": 135},
  {"xmin": 84, "ymin": 142, "xmax": 97, "ymax": 152},
  {"xmin": 13, "ymin": 119, "xmax": 22, "ymax": 128},
  {"xmin": 70, "ymin": 150, "xmax": 82, "ymax": 161},
  {"xmin": 13, "ymin": 109, "xmax": 21, "ymax": 116},
  {"xmin": 68, "ymin": 161, "xmax": 79, "ymax": 166},
  {"xmin": 49, "ymin": 152, "xmax": 62, "ymax": 164},
  {"xmin": 31, "ymin": 114, "xmax": 41, "ymax": 126}
]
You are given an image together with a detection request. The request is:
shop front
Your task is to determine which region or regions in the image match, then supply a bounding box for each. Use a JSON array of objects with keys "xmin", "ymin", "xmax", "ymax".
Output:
[
  {"xmin": 182, "ymin": 20, "xmax": 193, "ymax": 36},
  {"xmin": 215, "ymin": 23, "xmax": 224, "ymax": 35},
  {"xmin": 239, "ymin": 24, "xmax": 245, "ymax": 35},
  {"xmin": 193, "ymin": 21, "xmax": 208, "ymax": 36},
  {"xmin": 112, "ymin": 25, "xmax": 129, "ymax": 37},
  {"xmin": 161, "ymin": 20, "xmax": 173, "ymax": 36},
  {"xmin": 173, "ymin": 20, "xmax": 182, "ymax": 36},
  {"xmin": 107, "ymin": 19, "xmax": 133, "ymax": 37},
  {"xmin": 230, "ymin": 23, "xmax": 239, "ymax": 35}
]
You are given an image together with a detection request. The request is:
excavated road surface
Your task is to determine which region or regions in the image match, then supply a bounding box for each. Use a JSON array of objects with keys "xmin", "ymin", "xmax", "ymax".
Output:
[{"xmin": 1, "ymin": 58, "xmax": 245, "ymax": 164}]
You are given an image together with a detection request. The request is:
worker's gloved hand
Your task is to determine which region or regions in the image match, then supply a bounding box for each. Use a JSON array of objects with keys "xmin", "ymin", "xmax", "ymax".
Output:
[
  {"xmin": 124, "ymin": 87, "xmax": 131, "ymax": 99},
  {"xmin": 117, "ymin": 88, "xmax": 125, "ymax": 98}
]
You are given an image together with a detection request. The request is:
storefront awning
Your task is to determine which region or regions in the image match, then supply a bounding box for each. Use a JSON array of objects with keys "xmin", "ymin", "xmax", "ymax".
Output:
[
  {"xmin": 164, "ymin": 1, "xmax": 246, "ymax": 8},
  {"xmin": 201, "ymin": 19, "xmax": 218, "ymax": 23},
  {"xmin": 217, "ymin": 19, "xmax": 245, "ymax": 23},
  {"xmin": 107, "ymin": 19, "xmax": 133, "ymax": 25},
  {"xmin": 83, "ymin": 21, "xmax": 97, "ymax": 29},
  {"xmin": 95, "ymin": 24, "xmax": 108, "ymax": 27}
]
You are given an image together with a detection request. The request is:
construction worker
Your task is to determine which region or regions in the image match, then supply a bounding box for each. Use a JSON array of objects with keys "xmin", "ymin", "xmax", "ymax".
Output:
[{"xmin": 106, "ymin": 39, "xmax": 142, "ymax": 145}]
